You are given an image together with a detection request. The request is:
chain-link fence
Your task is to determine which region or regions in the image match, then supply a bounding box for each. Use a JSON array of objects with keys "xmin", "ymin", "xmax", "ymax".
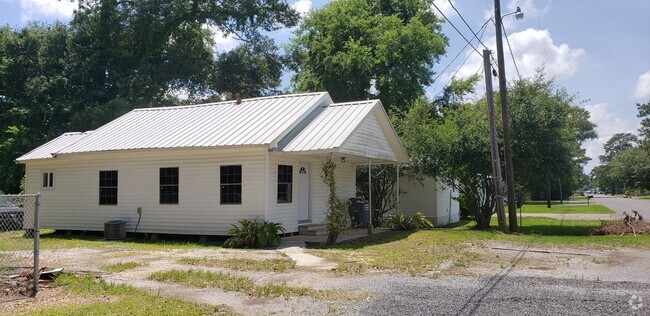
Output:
[{"xmin": 0, "ymin": 194, "xmax": 40, "ymax": 295}]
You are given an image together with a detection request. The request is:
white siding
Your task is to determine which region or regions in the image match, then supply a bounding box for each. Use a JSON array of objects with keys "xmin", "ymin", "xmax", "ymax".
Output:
[
  {"xmin": 310, "ymin": 160, "xmax": 357, "ymax": 224},
  {"xmin": 399, "ymin": 176, "xmax": 438, "ymax": 218},
  {"xmin": 25, "ymin": 147, "xmax": 268, "ymax": 235},
  {"xmin": 340, "ymin": 109, "xmax": 398, "ymax": 162},
  {"xmin": 398, "ymin": 177, "xmax": 460, "ymax": 226},
  {"xmin": 265, "ymin": 155, "xmax": 302, "ymax": 233},
  {"xmin": 435, "ymin": 182, "xmax": 460, "ymax": 226}
]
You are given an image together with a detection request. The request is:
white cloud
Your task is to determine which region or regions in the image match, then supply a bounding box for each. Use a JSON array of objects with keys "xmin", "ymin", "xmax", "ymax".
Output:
[
  {"xmin": 582, "ymin": 103, "xmax": 638, "ymax": 173},
  {"xmin": 18, "ymin": 0, "xmax": 76, "ymax": 22},
  {"xmin": 439, "ymin": 28, "xmax": 584, "ymax": 94},
  {"xmin": 632, "ymin": 71, "xmax": 650, "ymax": 99},
  {"xmin": 203, "ymin": 25, "xmax": 239, "ymax": 54},
  {"xmin": 432, "ymin": 0, "xmax": 457, "ymax": 19},
  {"xmin": 292, "ymin": 0, "xmax": 312, "ymax": 16}
]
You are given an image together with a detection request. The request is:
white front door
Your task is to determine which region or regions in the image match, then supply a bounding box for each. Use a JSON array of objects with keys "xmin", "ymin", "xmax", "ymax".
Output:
[{"xmin": 298, "ymin": 163, "xmax": 310, "ymax": 221}]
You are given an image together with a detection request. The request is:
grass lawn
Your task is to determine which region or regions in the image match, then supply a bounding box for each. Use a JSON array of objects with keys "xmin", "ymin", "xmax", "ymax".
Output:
[
  {"xmin": 179, "ymin": 257, "xmax": 296, "ymax": 272},
  {"xmin": 308, "ymin": 217, "xmax": 650, "ymax": 276},
  {"xmin": 519, "ymin": 204, "xmax": 615, "ymax": 214},
  {"xmin": 20, "ymin": 273, "xmax": 233, "ymax": 316}
]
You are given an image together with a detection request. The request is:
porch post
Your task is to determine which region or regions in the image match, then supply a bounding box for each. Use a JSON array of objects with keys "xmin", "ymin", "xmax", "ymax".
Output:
[{"xmin": 368, "ymin": 159, "xmax": 373, "ymax": 234}]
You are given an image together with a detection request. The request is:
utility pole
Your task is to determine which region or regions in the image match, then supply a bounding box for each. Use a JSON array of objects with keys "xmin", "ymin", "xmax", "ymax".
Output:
[
  {"xmin": 494, "ymin": 0, "xmax": 518, "ymax": 232},
  {"xmin": 483, "ymin": 49, "xmax": 507, "ymax": 233}
]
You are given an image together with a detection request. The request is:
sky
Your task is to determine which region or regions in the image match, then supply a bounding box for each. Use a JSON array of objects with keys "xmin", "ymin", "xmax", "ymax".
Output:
[{"xmin": 1, "ymin": 0, "xmax": 648, "ymax": 173}]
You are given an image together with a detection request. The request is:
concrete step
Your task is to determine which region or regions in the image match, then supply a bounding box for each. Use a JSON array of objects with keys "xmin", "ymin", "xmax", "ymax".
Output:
[{"xmin": 298, "ymin": 223, "xmax": 326, "ymax": 236}]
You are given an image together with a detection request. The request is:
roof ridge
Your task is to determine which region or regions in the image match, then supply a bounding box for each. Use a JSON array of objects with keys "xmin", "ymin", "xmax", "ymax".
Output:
[{"xmin": 133, "ymin": 92, "xmax": 329, "ymax": 112}]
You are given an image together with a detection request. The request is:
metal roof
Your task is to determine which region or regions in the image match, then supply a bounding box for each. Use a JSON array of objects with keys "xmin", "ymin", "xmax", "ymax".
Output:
[
  {"xmin": 17, "ymin": 92, "xmax": 330, "ymax": 159},
  {"xmin": 16, "ymin": 92, "xmax": 409, "ymax": 163},
  {"xmin": 16, "ymin": 132, "xmax": 92, "ymax": 161},
  {"xmin": 280, "ymin": 100, "xmax": 378, "ymax": 152}
]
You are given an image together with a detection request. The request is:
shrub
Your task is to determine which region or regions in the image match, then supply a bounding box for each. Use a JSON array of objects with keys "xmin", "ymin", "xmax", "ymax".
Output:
[
  {"xmin": 384, "ymin": 212, "xmax": 433, "ymax": 231},
  {"xmin": 224, "ymin": 218, "xmax": 286, "ymax": 248}
]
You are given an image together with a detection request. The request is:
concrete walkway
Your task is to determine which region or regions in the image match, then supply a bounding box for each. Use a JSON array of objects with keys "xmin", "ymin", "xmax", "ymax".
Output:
[{"xmin": 276, "ymin": 241, "xmax": 337, "ymax": 270}]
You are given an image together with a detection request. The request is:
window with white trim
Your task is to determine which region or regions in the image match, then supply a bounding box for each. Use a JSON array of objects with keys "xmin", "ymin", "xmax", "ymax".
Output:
[{"xmin": 42, "ymin": 172, "xmax": 54, "ymax": 188}]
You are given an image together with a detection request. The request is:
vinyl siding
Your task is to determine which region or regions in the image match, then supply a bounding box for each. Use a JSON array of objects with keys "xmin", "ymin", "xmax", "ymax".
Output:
[
  {"xmin": 265, "ymin": 155, "xmax": 302, "ymax": 233},
  {"xmin": 435, "ymin": 182, "xmax": 460, "ymax": 226},
  {"xmin": 24, "ymin": 147, "xmax": 267, "ymax": 235},
  {"xmin": 399, "ymin": 176, "xmax": 438, "ymax": 218},
  {"xmin": 310, "ymin": 161, "xmax": 357, "ymax": 224},
  {"xmin": 340, "ymin": 109, "xmax": 398, "ymax": 162}
]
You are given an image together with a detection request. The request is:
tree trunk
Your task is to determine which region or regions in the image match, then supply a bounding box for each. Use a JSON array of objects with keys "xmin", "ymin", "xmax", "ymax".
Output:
[{"xmin": 546, "ymin": 172, "xmax": 551, "ymax": 208}]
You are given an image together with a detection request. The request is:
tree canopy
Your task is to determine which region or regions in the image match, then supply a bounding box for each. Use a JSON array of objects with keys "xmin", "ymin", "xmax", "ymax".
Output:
[
  {"xmin": 286, "ymin": 0, "xmax": 447, "ymax": 111},
  {"xmin": 0, "ymin": 0, "xmax": 299, "ymax": 193}
]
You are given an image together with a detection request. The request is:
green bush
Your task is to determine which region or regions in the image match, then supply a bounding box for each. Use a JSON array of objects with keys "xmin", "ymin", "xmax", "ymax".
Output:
[
  {"xmin": 224, "ymin": 218, "xmax": 286, "ymax": 249},
  {"xmin": 384, "ymin": 212, "xmax": 433, "ymax": 231},
  {"xmin": 324, "ymin": 197, "xmax": 350, "ymax": 245}
]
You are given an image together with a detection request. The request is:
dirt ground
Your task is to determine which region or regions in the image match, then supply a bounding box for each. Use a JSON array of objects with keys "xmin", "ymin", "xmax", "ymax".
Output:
[{"xmin": 2, "ymin": 242, "xmax": 650, "ymax": 315}]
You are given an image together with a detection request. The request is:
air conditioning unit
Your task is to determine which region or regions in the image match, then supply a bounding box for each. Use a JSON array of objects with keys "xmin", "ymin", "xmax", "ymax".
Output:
[{"xmin": 104, "ymin": 220, "xmax": 126, "ymax": 240}]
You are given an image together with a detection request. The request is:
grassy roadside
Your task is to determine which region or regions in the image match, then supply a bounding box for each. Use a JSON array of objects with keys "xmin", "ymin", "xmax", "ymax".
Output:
[
  {"xmin": 519, "ymin": 204, "xmax": 615, "ymax": 214},
  {"xmin": 307, "ymin": 217, "xmax": 650, "ymax": 276},
  {"xmin": 17, "ymin": 273, "xmax": 234, "ymax": 316}
]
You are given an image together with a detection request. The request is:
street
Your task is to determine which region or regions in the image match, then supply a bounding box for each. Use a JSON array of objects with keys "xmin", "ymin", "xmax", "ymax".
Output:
[{"xmin": 591, "ymin": 195, "xmax": 650, "ymax": 219}]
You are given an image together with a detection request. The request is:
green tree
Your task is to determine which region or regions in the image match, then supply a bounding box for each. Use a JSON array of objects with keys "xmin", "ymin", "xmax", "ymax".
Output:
[
  {"xmin": 638, "ymin": 100, "xmax": 650, "ymax": 146},
  {"xmin": 508, "ymin": 72, "xmax": 596, "ymax": 207},
  {"xmin": 287, "ymin": 0, "xmax": 446, "ymax": 111},
  {"xmin": 0, "ymin": 1, "xmax": 299, "ymax": 193},
  {"xmin": 599, "ymin": 133, "xmax": 638, "ymax": 163}
]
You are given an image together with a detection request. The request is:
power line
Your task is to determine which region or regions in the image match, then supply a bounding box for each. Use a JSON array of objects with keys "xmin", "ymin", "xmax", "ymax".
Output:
[
  {"xmin": 432, "ymin": 20, "xmax": 491, "ymax": 97},
  {"xmin": 432, "ymin": 20, "xmax": 491, "ymax": 84},
  {"xmin": 502, "ymin": 22, "xmax": 522, "ymax": 80},
  {"xmin": 447, "ymin": 0, "xmax": 489, "ymax": 50},
  {"xmin": 431, "ymin": 1, "xmax": 483, "ymax": 58}
]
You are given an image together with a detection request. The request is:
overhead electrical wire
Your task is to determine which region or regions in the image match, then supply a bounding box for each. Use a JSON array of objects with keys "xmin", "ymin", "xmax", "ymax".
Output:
[
  {"xmin": 431, "ymin": 1, "xmax": 483, "ymax": 58},
  {"xmin": 447, "ymin": 0, "xmax": 489, "ymax": 50},
  {"xmin": 502, "ymin": 22, "xmax": 522, "ymax": 80}
]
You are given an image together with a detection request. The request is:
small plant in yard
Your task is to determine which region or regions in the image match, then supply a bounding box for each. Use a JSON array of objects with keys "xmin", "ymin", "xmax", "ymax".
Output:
[
  {"xmin": 384, "ymin": 212, "xmax": 433, "ymax": 231},
  {"xmin": 224, "ymin": 218, "xmax": 286, "ymax": 248},
  {"xmin": 179, "ymin": 257, "xmax": 296, "ymax": 272},
  {"xmin": 321, "ymin": 157, "xmax": 350, "ymax": 244}
]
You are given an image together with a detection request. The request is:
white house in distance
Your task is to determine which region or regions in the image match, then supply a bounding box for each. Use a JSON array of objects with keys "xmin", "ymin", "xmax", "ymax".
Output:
[
  {"xmin": 399, "ymin": 177, "xmax": 460, "ymax": 226},
  {"xmin": 17, "ymin": 92, "xmax": 458, "ymax": 235}
]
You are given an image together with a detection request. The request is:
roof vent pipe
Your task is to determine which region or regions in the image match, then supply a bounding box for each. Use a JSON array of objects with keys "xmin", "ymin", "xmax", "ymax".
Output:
[{"xmin": 235, "ymin": 93, "xmax": 241, "ymax": 104}]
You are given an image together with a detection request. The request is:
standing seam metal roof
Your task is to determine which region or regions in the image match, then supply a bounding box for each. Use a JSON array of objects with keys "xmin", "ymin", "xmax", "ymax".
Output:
[{"xmin": 52, "ymin": 92, "xmax": 329, "ymax": 155}]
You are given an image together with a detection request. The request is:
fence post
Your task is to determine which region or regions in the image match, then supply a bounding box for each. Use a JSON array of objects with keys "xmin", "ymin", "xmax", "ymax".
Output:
[{"xmin": 33, "ymin": 193, "xmax": 40, "ymax": 293}]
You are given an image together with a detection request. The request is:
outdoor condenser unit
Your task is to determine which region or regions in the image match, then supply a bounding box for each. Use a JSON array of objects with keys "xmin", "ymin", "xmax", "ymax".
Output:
[{"xmin": 104, "ymin": 220, "xmax": 126, "ymax": 240}]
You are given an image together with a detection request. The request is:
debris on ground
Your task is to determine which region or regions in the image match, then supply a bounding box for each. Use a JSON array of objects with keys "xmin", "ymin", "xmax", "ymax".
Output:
[{"xmin": 592, "ymin": 211, "xmax": 650, "ymax": 236}]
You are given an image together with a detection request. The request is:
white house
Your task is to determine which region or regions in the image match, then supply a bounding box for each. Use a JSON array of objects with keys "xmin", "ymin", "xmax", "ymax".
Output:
[
  {"xmin": 17, "ymin": 92, "xmax": 412, "ymax": 235},
  {"xmin": 399, "ymin": 177, "xmax": 460, "ymax": 226}
]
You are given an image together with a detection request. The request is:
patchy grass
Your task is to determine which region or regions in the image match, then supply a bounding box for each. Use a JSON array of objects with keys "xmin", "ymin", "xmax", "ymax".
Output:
[
  {"xmin": 308, "ymin": 217, "xmax": 650, "ymax": 276},
  {"xmin": 179, "ymin": 257, "xmax": 295, "ymax": 272},
  {"xmin": 519, "ymin": 204, "xmax": 614, "ymax": 214},
  {"xmin": 33, "ymin": 230, "xmax": 225, "ymax": 251},
  {"xmin": 21, "ymin": 273, "xmax": 234, "ymax": 316},
  {"xmin": 101, "ymin": 261, "xmax": 146, "ymax": 273},
  {"xmin": 149, "ymin": 269, "xmax": 370, "ymax": 301}
]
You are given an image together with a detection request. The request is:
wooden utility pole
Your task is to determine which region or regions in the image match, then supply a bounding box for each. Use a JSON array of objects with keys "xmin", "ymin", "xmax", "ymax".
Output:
[
  {"xmin": 483, "ymin": 49, "xmax": 507, "ymax": 233},
  {"xmin": 494, "ymin": 0, "xmax": 518, "ymax": 232}
]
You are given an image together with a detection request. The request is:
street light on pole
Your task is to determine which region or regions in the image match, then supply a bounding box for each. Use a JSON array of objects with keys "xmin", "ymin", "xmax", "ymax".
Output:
[{"xmin": 494, "ymin": 1, "xmax": 522, "ymax": 233}]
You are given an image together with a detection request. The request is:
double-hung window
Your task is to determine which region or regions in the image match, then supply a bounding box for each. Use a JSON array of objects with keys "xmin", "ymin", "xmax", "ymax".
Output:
[
  {"xmin": 277, "ymin": 165, "xmax": 293, "ymax": 203},
  {"xmin": 160, "ymin": 167, "xmax": 179, "ymax": 204},
  {"xmin": 220, "ymin": 165, "xmax": 241, "ymax": 205},
  {"xmin": 99, "ymin": 170, "xmax": 118, "ymax": 205}
]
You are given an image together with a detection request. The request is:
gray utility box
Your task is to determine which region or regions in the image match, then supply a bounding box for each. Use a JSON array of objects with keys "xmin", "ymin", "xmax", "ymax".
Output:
[{"xmin": 104, "ymin": 220, "xmax": 127, "ymax": 240}]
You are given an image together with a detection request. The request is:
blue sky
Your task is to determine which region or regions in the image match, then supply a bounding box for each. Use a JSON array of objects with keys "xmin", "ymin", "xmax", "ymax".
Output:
[{"xmin": 1, "ymin": 0, "xmax": 648, "ymax": 173}]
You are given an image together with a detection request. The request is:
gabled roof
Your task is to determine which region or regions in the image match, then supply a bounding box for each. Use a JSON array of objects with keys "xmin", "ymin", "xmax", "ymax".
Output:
[
  {"xmin": 16, "ymin": 92, "xmax": 331, "ymax": 161},
  {"xmin": 279, "ymin": 100, "xmax": 409, "ymax": 163},
  {"xmin": 17, "ymin": 132, "xmax": 93, "ymax": 161},
  {"xmin": 16, "ymin": 92, "xmax": 409, "ymax": 164}
]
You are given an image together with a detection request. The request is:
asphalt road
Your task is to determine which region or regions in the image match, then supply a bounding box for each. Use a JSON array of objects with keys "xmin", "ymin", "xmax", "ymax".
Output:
[
  {"xmin": 591, "ymin": 195, "xmax": 650, "ymax": 219},
  {"xmin": 364, "ymin": 275, "xmax": 649, "ymax": 316}
]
